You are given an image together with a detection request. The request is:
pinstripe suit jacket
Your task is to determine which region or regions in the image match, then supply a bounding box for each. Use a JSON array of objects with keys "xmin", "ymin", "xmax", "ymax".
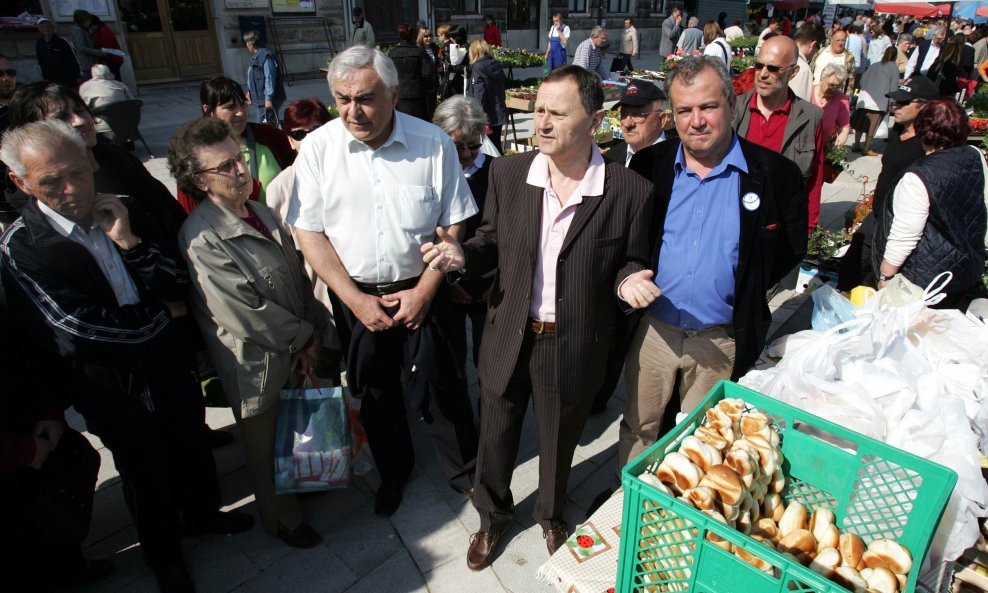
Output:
[{"xmin": 462, "ymin": 150, "xmax": 653, "ymax": 401}]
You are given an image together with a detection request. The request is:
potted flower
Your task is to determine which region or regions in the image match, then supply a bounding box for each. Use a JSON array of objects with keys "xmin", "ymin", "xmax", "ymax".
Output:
[
  {"xmin": 806, "ymin": 227, "xmax": 852, "ymax": 262},
  {"xmin": 822, "ymin": 144, "xmax": 849, "ymax": 184}
]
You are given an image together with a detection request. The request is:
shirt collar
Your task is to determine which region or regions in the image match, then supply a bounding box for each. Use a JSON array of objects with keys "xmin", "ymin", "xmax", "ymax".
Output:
[
  {"xmin": 346, "ymin": 109, "xmax": 407, "ymax": 151},
  {"xmin": 464, "ymin": 151, "xmax": 486, "ymax": 177},
  {"xmin": 674, "ymin": 133, "xmax": 748, "ymax": 177},
  {"xmin": 748, "ymin": 89, "xmax": 793, "ymax": 115},
  {"xmin": 37, "ymin": 199, "xmax": 91, "ymax": 238},
  {"xmin": 526, "ymin": 144, "xmax": 607, "ymax": 197},
  {"xmin": 627, "ymin": 131, "xmax": 666, "ymax": 158}
]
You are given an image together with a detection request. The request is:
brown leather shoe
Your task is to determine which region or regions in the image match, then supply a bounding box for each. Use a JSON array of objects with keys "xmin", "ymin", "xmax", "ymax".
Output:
[
  {"xmin": 544, "ymin": 525, "xmax": 569, "ymax": 555},
  {"xmin": 466, "ymin": 524, "xmax": 509, "ymax": 571}
]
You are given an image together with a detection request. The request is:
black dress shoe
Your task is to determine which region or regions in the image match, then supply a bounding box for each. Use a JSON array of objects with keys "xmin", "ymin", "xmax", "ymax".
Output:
[
  {"xmin": 184, "ymin": 510, "xmax": 254, "ymax": 536},
  {"xmin": 277, "ymin": 522, "xmax": 322, "ymax": 548},
  {"xmin": 544, "ymin": 524, "xmax": 569, "ymax": 555},
  {"xmin": 206, "ymin": 426, "xmax": 234, "ymax": 447},
  {"xmin": 152, "ymin": 560, "xmax": 196, "ymax": 593},
  {"xmin": 374, "ymin": 482, "xmax": 403, "ymax": 517}
]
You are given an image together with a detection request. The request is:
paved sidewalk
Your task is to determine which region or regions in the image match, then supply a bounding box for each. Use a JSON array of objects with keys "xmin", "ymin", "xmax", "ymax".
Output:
[{"xmin": 63, "ymin": 51, "xmax": 885, "ymax": 593}]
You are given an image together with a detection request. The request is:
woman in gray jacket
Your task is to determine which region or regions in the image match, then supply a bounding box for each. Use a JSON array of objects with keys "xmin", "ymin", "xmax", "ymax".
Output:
[{"xmin": 168, "ymin": 117, "xmax": 325, "ymax": 548}]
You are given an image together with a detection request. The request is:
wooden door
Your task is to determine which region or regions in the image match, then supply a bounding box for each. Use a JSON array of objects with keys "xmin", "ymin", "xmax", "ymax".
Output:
[
  {"xmin": 117, "ymin": 0, "xmax": 221, "ymax": 83},
  {"xmin": 365, "ymin": 0, "xmax": 418, "ymax": 44}
]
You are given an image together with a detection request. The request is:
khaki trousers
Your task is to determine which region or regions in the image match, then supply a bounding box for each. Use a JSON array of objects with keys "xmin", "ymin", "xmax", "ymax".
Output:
[
  {"xmin": 232, "ymin": 399, "xmax": 304, "ymax": 536},
  {"xmin": 618, "ymin": 314, "xmax": 736, "ymax": 467}
]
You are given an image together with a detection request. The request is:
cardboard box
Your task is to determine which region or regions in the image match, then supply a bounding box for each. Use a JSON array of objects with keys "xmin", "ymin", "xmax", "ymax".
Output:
[{"xmin": 505, "ymin": 96, "xmax": 535, "ymax": 111}]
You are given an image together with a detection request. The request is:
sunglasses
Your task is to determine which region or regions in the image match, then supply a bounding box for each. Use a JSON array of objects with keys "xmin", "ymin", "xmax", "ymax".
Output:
[
  {"xmin": 289, "ymin": 123, "xmax": 325, "ymax": 141},
  {"xmin": 454, "ymin": 142, "xmax": 483, "ymax": 152},
  {"xmin": 753, "ymin": 61, "xmax": 796, "ymax": 74},
  {"xmin": 0, "ymin": 68, "xmax": 15, "ymax": 77}
]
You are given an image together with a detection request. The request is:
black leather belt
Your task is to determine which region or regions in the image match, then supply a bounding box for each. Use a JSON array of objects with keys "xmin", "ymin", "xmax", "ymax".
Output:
[{"xmin": 354, "ymin": 277, "xmax": 418, "ymax": 296}]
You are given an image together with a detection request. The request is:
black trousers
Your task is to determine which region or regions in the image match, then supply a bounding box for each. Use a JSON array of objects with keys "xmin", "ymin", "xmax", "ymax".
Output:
[
  {"xmin": 331, "ymin": 291, "xmax": 478, "ymax": 493},
  {"xmin": 83, "ymin": 368, "xmax": 220, "ymax": 566},
  {"xmin": 591, "ymin": 308, "xmax": 641, "ymax": 410},
  {"xmin": 0, "ymin": 429, "xmax": 100, "ymax": 592},
  {"xmin": 474, "ymin": 331, "xmax": 596, "ymax": 531}
]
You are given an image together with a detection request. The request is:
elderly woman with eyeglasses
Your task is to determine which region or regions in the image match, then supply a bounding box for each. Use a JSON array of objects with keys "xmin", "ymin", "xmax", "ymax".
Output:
[
  {"xmin": 807, "ymin": 63, "xmax": 851, "ymax": 230},
  {"xmin": 168, "ymin": 117, "xmax": 326, "ymax": 549},
  {"xmin": 431, "ymin": 95, "xmax": 495, "ymax": 373}
]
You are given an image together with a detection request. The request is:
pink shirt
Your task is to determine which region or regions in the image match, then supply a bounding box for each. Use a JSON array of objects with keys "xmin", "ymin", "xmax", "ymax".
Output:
[{"xmin": 528, "ymin": 146, "xmax": 607, "ymax": 322}]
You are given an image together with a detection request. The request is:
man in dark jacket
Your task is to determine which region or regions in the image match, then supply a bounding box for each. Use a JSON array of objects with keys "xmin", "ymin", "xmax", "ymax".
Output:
[
  {"xmin": 620, "ymin": 56, "xmax": 806, "ymax": 468},
  {"xmin": 35, "ymin": 18, "xmax": 79, "ymax": 89},
  {"xmin": 0, "ymin": 120, "xmax": 253, "ymax": 593}
]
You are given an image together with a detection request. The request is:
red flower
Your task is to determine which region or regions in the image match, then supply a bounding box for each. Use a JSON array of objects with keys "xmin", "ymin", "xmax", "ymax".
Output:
[{"xmin": 577, "ymin": 535, "xmax": 595, "ymax": 548}]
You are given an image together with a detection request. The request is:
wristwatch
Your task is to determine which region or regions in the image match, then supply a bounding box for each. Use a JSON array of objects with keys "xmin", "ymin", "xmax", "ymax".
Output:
[{"xmin": 879, "ymin": 272, "xmax": 896, "ymax": 282}]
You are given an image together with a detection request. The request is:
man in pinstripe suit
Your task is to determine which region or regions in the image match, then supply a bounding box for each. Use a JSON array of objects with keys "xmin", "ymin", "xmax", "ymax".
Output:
[{"xmin": 422, "ymin": 65, "xmax": 657, "ymax": 571}]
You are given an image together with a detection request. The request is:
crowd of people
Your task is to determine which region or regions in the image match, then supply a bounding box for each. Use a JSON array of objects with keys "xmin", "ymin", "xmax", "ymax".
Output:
[{"xmin": 0, "ymin": 7, "xmax": 986, "ymax": 593}]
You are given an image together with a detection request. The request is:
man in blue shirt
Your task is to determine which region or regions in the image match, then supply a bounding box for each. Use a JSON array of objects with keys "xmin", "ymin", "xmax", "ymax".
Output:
[{"xmin": 618, "ymin": 55, "xmax": 807, "ymax": 467}]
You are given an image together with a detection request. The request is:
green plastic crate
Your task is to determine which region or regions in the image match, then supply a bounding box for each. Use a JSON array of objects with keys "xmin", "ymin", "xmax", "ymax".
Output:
[{"xmin": 617, "ymin": 380, "xmax": 957, "ymax": 593}]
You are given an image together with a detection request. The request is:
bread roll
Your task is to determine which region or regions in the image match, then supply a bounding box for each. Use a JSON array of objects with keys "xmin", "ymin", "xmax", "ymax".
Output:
[
  {"xmin": 778, "ymin": 528, "xmax": 816, "ymax": 562},
  {"xmin": 716, "ymin": 398, "xmax": 746, "ymax": 421},
  {"xmin": 770, "ymin": 467, "xmax": 786, "ymax": 494},
  {"xmin": 734, "ymin": 540, "xmax": 775, "ymax": 573},
  {"xmin": 693, "ymin": 425, "xmax": 730, "ymax": 452},
  {"xmin": 862, "ymin": 539, "xmax": 912, "ymax": 575},
  {"xmin": 808, "ymin": 508, "xmax": 835, "ymax": 532},
  {"xmin": 834, "ymin": 566, "xmax": 869, "ymax": 591},
  {"xmin": 679, "ymin": 435, "xmax": 723, "ymax": 473},
  {"xmin": 639, "ymin": 471, "xmax": 673, "ymax": 495},
  {"xmin": 861, "ymin": 566, "xmax": 899, "ymax": 593},
  {"xmin": 809, "ymin": 508, "xmax": 839, "ymax": 550},
  {"xmin": 705, "ymin": 406, "xmax": 733, "ymax": 433},
  {"xmin": 656, "ymin": 452, "xmax": 702, "ymax": 494},
  {"xmin": 685, "ymin": 486, "xmax": 717, "ymax": 511},
  {"xmin": 724, "ymin": 449, "xmax": 758, "ymax": 488},
  {"xmin": 698, "ymin": 464, "xmax": 745, "ymax": 506},
  {"xmin": 739, "ymin": 412, "xmax": 772, "ymax": 440},
  {"xmin": 839, "ymin": 533, "xmax": 866, "ymax": 569},
  {"xmin": 705, "ymin": 530, "xmax": 733, "ymax": 552},
  {"xmin": 809, "ymin": 546, "xmax": 842, "ymax": 578},
  {"xmin": 736, "ymin": 509, "xmax": 753, "ymax": 534},
  {"xmin": 763, "ymin": 493, "xmax": 785, "ymax": 523},
  {"xmin": 778, "ymin": 501, "xmax": 807, "ymax": 537},
  {"xmin": 751, "ymin": 518, "xmax": 780, "ymax": 543}
]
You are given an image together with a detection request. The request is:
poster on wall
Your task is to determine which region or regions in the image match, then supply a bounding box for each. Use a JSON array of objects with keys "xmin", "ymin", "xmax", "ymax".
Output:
[
  {"xmin": 271, "ymin": 0, "xmax": 315, "ymax": 14},
  {"xmin": 225, "ymin": 0, "xmax": 270, "ymax": 8},
  {"xmin": 53, "ymin": 0, "xmax": 112, "ymax": 20}
]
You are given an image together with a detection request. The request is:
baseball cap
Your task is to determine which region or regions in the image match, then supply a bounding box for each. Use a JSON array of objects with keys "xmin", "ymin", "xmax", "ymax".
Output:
[
  {"xmin": 886, "ymin": 76, "xmax": 939, "ymax": 102},
  {"xmin": 36, "ymin": 16, "xmax": 52, "ymax": 24},
  {"xmin": 617, "ymin": 80, "xmax": 666, "ymax": 107}
]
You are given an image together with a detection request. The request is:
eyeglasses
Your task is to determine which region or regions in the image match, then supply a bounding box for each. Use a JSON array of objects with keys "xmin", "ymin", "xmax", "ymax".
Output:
[
  {"xmin": 195, "ymin": 152, "xmax": 246, "ymax": 176},
  {"xmin": 0, "ymin": 68, "xmax": 15, "ymax": 77},
  {"xmin": 454, "ymin": 142, "xmax": 483, "ymax": 152},
  {"xmin": 753, "ymin": 61, "xmax": 796, "ymax": 74},
  {"xmin": 619, "ymin": 110, "xmax": 656, "ymax": 123}
]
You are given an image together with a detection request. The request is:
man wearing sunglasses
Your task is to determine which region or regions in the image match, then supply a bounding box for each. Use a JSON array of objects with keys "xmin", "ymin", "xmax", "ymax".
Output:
[{"xmin": 733, "ymin": 35, "xmax": 823, "ymax": 184}]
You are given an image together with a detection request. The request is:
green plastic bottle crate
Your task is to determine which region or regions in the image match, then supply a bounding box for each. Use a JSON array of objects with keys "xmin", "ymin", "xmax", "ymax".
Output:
[{"xmin": 617, "ymin": 380, "xmax": 957, "ymax": 593}]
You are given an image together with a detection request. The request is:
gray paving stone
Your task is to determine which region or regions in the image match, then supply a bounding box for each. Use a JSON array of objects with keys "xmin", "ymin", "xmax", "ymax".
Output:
[
  {"xmin": 319, "ymin": 500, "xmax": 403, "ymax": 578},
  {"xmin": 489, "ymin": 525, "xmax": 558, "ymax": 593},
  {"xmin": 340, "ymin": 549, "xmax": 429, "ymax": 593},
  {"xmin": 389, "ymin": 473, "xmax": 474, "ymax": 573},
  {"xmin": 425, "ymin": 548, "xmax": 511, "ymax": 593},
  {"xmin": 232, "ymin": 544, "xmax": 357, "ymax": 593}
]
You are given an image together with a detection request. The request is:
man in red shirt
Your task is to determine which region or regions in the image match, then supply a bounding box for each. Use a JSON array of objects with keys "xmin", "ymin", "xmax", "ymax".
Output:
[
  {"xmin": 483, "ymin": 14, "xmax": 502, "ymax": 47},
  {"xmin": 732, "ymin": 35, "xmax": 823, "ymax": 188}
]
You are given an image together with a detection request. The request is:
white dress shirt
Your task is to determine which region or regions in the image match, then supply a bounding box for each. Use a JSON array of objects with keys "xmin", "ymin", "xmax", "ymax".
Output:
[
  {"xmin": 625, "ymin": 132, "xmax": 666, "ymax": 167},
  {"xmin": 37, "ymin": 200, "xmax": 140, "ymax": 306},
  {"xmin": 905, "ymin": 43, "xmax": 940, "ymax": 79},
  {"xmin": 289, "ymin": 111, "xmax": 478, "ymax": 284},
  {"xmin": 464, "ymin": 152, "xmax": 486, "ymax": 178},
  {"xmin": 527, "ymin": 146, "xmax": 607, "ymax": 321}
]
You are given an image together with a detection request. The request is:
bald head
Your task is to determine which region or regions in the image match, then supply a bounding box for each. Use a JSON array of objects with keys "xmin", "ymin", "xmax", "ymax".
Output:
[
  {"xmin": 759, "ymin": 35, "xmax": 798, "ymax": 66},
  {"xmin": 754, "ymin": 35, "xmax": 799, "ymax": 105}
]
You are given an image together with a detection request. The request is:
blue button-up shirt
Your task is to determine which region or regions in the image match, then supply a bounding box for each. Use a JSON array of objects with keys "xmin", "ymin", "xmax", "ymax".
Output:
[{"xmin": 650, "ymin": 135, "xmax": 746, "ymax": 329}]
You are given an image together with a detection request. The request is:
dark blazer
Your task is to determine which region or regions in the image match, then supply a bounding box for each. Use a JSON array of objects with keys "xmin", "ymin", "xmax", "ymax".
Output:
[
  {"xmin": 629, "ymin": 137, "xmax": 807, "ymax": 380},
  {"xmin": 603, "ymin": 141, "xmax": 629, "ymax": 166},
  {"xmin": 462, "ymin": 151, "xmax": 653, "ymax": 401}
]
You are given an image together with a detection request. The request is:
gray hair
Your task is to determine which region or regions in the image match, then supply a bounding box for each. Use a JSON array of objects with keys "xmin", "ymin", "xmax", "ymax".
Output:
[
  {"xmin": 243, "ymin": 30, "xmax": 263, "ymax": 47},
  {"xmin": 898, "ymin": 33, "xmax": 914, "ymax": 44},
  {"xmin": 90, "ymin": 64, "xmax": 112, "ymax": 80},
  {"xmin": 327, "ymin": 46, "xmax": 399, "ymax": 98},
  {"xmin": 0, "ymin": 119, "xmax": 86, "ymax": 179},
  {"xmin": 927, "ymin": 27, "xmax": 940, "ymax": 40},
  {"xmin": 666, "ymin": 55, "xmax": 735, "ymax": 107},
  {"xmin": 819, "ymin": 62, "xmax": 848, "ymax": 83},
  {"xmin": 432, "ymin": 95, "xmax": 488, "ymax": 138},
  {"xmin": 688, "ymin": 16, "xmax": 699, "ymax": 27},
  {"xmin": 590, "ymin": 25, "xmax": 604, "ymax": 38}
]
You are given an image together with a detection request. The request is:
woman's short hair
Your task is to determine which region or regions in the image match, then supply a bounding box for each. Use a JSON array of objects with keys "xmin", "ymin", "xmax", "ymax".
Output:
[
  {"xmin": 468, "ymin": 39, "xmax": 492, "ymax": 64},
  {"xmin": 915, "ymin": 98, "xmax": 968, "ymax": 151},
  {"xmin": 432, "ymin": 95, "xmax": 488, "ymax": 138},
  {"xmin": 819, "ymin": 63, "xmax": 848, "ymax": 83},
  {"xmin": 437, "ymin": 24, "xmax": 451, "ymax": 38},
  {"xmin": 882, "ymin": 45, "xmax": 898, "ymax": 64},
  {"xmin": 8, "ymin": 81, "xmax": 89, "ymax": 128},
  {"xmin": 327, "ymin": 46, "xmax": 399, "ymax": 99},
  {"xmin": 703, "ymin": 21, "xmax": 724, "ymax": 44},
  {"xmin": 282, "ymin": 98, "xmax": 333, "ymax": 131},
  {"xmin": 200, "ymin": 76, "xmax": 247, "ymax": 115},
  {"xmin": 397, "ymin": 22, "xmax": 415, "ymax": 43},
  {"xmin": 90, "ymin": 64, "xmax": 113, "ymax": 80},
  {"xmin": 243, "ymin": 30, "xmax": 264, "ymax": 48},
  {"xmin": 167, "ymin": 118, "xmax": 233, "ymax": 203},
  {"xmin": 416, "ymin": 27, "xmax": 432, "ymax": 48}
]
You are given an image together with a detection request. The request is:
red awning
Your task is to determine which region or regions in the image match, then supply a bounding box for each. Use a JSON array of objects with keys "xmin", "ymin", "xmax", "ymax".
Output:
[
  {"xmin": 774, "ymin": 0, "xmax": 811, "ymax": 9},
  {"xmin": 976, "ymin": 4, "xmax": 988, "ymax": 16},
  {"xmin": 874, "ymin": 2, "xmax": 948, "ymax": 16}
]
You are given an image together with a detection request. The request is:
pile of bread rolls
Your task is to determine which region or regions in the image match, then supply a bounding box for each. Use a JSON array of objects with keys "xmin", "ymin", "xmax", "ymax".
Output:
[{"xmin": 635, "ymin": 397, "xmax": 914, "ymax": 593}]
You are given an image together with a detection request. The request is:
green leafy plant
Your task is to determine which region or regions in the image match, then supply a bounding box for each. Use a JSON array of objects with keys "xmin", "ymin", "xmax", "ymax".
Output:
[
  {"xmin": 327, "ymin": 104, "xmax": 339, "ymax": 119},
  {"xmin": 969, "ymin": 94, "xmax": 988, "ymax": 119},
  {"xmin": 506, "ymin": 77, "xmax": 541, "ymax": 89},
  {"xmin": 825, "ymin": 144, "xmax": 850, "ymax": 169},
  {"xmin": 729, "ymin": 36, "xmax": 758, "ymax": 49},
  {"xmin": 732, "ymin": 56, "xmax": 755, "ymax": 72},
  {"xmin": 806, "ymin": 227, "xmax": 852, "ymax": 261},
  {"xmin": 491, "ymin": 47, "xmax": 545, "ymax": 68}
]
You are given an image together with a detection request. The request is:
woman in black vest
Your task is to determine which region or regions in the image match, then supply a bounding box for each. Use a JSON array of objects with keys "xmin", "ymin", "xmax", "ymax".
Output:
[
  {"xmin": 388, "ymin": 23, "xmax": 436, "ymax": 121},
  {"xmin": 873, "ymin": 98, "xmax": 987, "ymax": 309}
]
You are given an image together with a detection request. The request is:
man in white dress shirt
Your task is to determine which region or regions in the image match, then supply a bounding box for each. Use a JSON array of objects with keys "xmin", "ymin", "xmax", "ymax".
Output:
[{"xmin": 290, "ymin": 45, "xmax": 480, "ymax": 518}]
